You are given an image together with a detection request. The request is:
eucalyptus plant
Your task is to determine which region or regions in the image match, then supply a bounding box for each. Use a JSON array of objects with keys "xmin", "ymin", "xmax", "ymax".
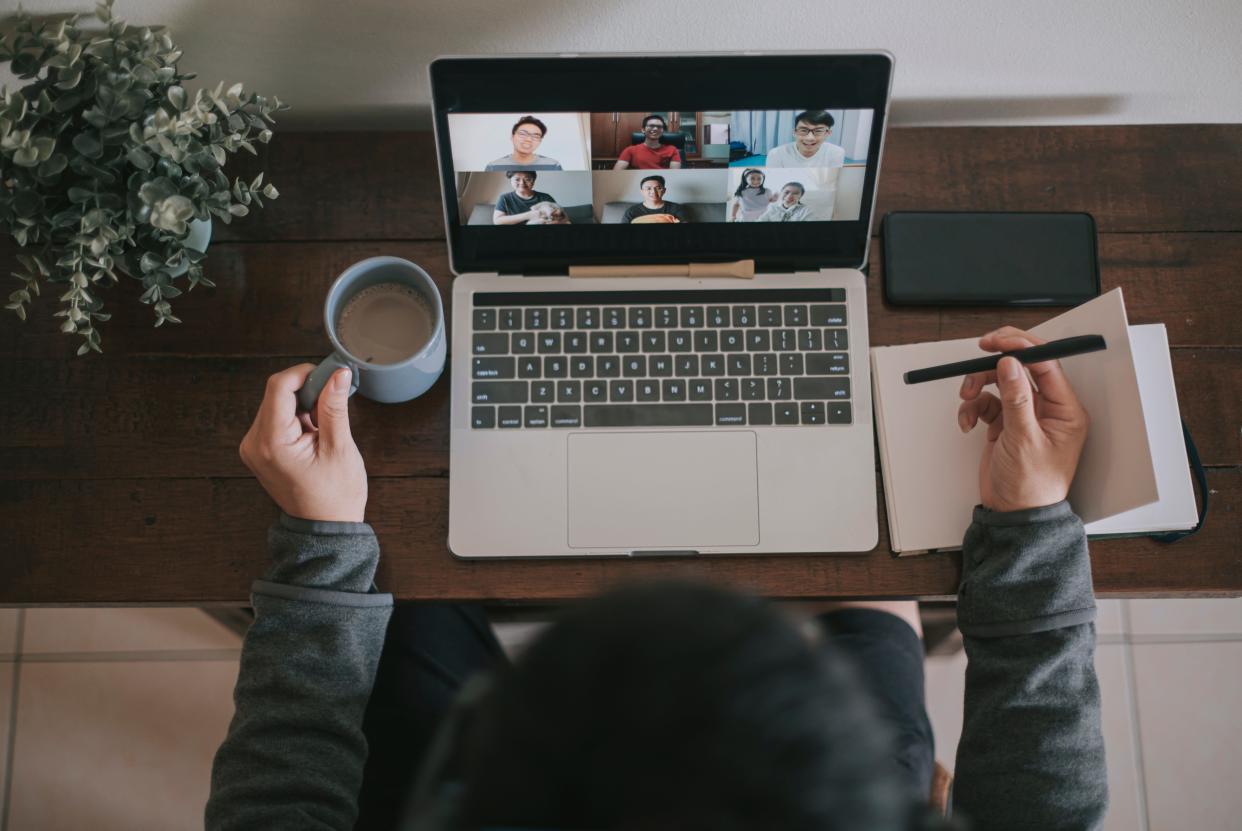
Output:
[{"xmin": 0, "ymin": 0, "xmax": 287, "ymax": 354}]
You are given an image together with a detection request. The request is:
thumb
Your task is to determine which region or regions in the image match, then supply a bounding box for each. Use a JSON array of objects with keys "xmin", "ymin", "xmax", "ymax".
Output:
[
  {"xmin": 316, "ymin": 368, "xmax": 353, "ymax": 450},
  {"xmin": 995, "ymin": 357, "xmax": 1041, "ymax": 439}
]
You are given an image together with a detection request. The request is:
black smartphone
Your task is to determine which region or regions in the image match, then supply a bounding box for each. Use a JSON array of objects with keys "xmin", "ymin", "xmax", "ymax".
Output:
[{"xmin": 881, "ymin": 211, "xmax": 1100, "ymax": 306}]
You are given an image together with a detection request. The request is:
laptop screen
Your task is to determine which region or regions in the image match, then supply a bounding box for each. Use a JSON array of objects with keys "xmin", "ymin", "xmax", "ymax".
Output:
[{"xmin": 431, "ymin": 54, "xmax": 893, "ymax": 274}]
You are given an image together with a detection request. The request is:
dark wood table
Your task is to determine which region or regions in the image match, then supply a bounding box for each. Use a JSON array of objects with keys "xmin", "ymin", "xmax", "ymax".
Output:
[{"xmin": 2, "ymin": 126, "xmax": 1239, "ymax": 605}]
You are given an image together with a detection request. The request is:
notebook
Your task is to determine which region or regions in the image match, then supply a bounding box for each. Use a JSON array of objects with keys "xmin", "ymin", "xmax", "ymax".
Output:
[{"xmin": 871, "ymin": 288, "xmax": 1198, "ymax": 554}]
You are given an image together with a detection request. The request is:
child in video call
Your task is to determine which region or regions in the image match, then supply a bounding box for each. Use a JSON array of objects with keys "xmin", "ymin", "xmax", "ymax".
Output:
[
  {"xmin": 729, "ymin": 168, "xmax": 778, "ymax": 222},
  {"xmin": 757, "ymin": 182, "xmax": 813, "ymax": 222}
]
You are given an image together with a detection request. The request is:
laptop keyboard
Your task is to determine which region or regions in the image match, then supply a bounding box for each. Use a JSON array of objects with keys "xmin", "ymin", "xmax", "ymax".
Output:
[{"xmin": 468, "ymin": 289, "xmax": 852, "ymax": 429}]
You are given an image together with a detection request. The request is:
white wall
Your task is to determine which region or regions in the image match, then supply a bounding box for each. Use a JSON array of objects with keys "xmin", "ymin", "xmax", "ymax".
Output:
[
  {"xmin": 4, "ymin": 0, "xmax": 1238, "ymax": 127},
  {"xmin": 446, "ymin": 113, "xmax": 591, "ymax": 170}
]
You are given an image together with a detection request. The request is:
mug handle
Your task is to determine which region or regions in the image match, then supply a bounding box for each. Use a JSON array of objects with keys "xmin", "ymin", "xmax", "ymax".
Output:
[{"xmin": 296, "ymin": 352, "xmax": 360, "ymax": 414}]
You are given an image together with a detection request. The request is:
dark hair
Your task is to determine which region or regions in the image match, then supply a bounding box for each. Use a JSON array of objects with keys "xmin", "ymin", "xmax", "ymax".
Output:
[
  {"xmin": 458, "ymin": 581, "xmax": 906, "ymax": 830},
  {"xmin": 734, "ymin": 168, "xmax": 767, "ymax": 198},
  {"xmin": 504, "ymin": 170, "xmax": 536, "ymax": 181},
  {"xmin": 642, "ymin": 113, "xmax": 668, "ymax": 129},
  {"xmin": 783, "ymin": 181, "xmax": 806, "ymax": 196},
  {"xmin": 511, "ymin": 115, "xmax": 547, "ymax": 137},
  {"xmin": 794, "ymin": 109, "xmax": 835, "ymax": 130},
  {"xmin": 639, "ymin": 174, "xmax": 666, "ymax": 191}
]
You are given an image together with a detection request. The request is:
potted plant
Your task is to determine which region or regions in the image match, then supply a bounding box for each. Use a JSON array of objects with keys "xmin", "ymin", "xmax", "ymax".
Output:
[{"xmin": 0, "ymin": 0, "xmax": 286, "ymax": 354}]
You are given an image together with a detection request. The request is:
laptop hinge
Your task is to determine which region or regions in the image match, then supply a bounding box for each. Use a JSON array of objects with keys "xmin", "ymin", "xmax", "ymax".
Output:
[{"xmin": 568, "ymin": 260, "xmax": 754, "ymax": 280}]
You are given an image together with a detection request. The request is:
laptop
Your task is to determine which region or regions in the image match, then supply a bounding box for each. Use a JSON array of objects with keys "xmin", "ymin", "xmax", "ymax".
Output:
[{"xmin": 430, "ymin": 52, "xmax": 893, "ymax": 558}]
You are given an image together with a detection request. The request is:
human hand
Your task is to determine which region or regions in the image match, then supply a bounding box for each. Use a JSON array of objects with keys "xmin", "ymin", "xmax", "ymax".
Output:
[
  {"xmin": 957, "ymin": 327, "xmax": 1090, "ymax": 513},
  {"xmin": 239, "ymin": 364, "xmax": 368, "ymax": 522}
]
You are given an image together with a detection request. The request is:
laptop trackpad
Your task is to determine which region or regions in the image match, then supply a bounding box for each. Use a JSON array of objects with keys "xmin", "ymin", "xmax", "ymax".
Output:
[{"xmin": 567, "ymin": 431, "xmax": 760, "ymax": 550}]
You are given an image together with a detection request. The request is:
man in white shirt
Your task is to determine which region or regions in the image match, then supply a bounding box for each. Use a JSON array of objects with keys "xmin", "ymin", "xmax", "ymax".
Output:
[{"xmin": 764, "ymin": 110, "xmax": 845, "ymax": 219}]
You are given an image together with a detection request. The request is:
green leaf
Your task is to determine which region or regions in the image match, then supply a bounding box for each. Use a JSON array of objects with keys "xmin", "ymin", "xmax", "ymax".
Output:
[
  {"xmin": 38, "ymin": 153, "xmax": 69, "ymax": 177},
  {"xmin": 227, "ymin": 203, "xmax": 249, "ymax": 217},
  {"xmin": 12, "ymin": 145, "xmax": 40, "ymax": 166},
  {"xmin": 167, "ymin": 85, "xmax": 186, "ymax": 111},
  {"xmin": 126, "ymin": 146, "xmax": 153, "ymax": 170},
  {"xmin": 139, "ymin": 252, "xmax": 163, "ymax": 274},
  {"xmin": 77, "ymin": 342, "xmax": 91, "ymax": 355},
  {"xmin": 55, "ymin": 65, "xmax": 84, "ymax": 90},
  {"xmin": 68, "ymin": 186, "xmax": 95, "ymax": 204},
  {"xmin": 72, "ymin": 131, "xmax": 104, "ymax": 159}
]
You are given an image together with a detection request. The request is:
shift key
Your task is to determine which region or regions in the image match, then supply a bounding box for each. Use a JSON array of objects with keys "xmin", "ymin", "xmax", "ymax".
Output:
[
  {"xmin": 472, "ymin": 381, "xmax": 528, "ymax": 404},
  {"xmin": 793, "ymin": 377, "xmax": 850, "ymax": 399}
]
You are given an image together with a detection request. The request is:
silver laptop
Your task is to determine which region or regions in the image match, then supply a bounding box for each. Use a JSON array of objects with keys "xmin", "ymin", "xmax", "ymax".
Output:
[{"xmin": 431, "ymin": 52, "xmax": 893, "ymax": 558}]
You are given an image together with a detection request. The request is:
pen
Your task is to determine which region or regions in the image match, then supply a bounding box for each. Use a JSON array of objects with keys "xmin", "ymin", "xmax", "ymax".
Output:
[{"xmin": 903, "ymin": 334, "xmax": 1107, "ymax": 385}]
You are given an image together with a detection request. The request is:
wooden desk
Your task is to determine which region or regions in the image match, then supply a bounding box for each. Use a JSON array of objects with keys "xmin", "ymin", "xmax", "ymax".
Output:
[{"xmin": 2, "ymin": 126, "xmax": 1239, "ymax": 605}]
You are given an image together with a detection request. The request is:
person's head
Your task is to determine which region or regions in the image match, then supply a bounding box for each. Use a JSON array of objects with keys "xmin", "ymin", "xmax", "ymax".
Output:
[
  {"xmin": 792, "ymin": 109, "xmax": 835, "ymax": 152},
  {"xmin": 505, "ymin": 170, "xmax": 536, "ymax": 194},
  {"xmin": 640, "ymin": 174, "xmax": 666, "ymax": 203},
  {"xmin": 735, "ymin": 168, "xmax": 766, "ymax": 198},
  {"xmin": 780, "ymin": 182, "xmax": 806, "ymax": 206},
  {"xmin": 450, "ymin": 581, "xmax": 905, "ymax": 830},
  {"xmin": 642, "ymin": 114, "xmax": 668, "ymax": 140},
  {"xmin": 510, "ymin": 116, "xmax": 547, "ymax": 156}
]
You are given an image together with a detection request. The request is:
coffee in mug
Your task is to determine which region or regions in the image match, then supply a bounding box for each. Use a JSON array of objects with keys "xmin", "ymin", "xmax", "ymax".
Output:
[{"xmin": 336, "ymin": 282, "xmax": 435, "ymax": 365}]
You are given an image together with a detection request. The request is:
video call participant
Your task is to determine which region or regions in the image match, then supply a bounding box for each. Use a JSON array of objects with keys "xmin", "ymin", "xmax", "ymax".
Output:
[
  {"xmin": 621, "ymin": 175, "xmax": 688, "ymax": 224},
  {"xmin": 729, "ymin": 168, "xmax": 777, "ymax": 222},
  {"xmin": 613, "ymin": 115, "xmax": 683, "ymax": 170},
  {"xmin": 757, "ymin": 182, "xmax": 813, "ymax": 222},
  {"xmin": 764, "ymin": 110, "xmax": 846, "ymax": 169},
  {"xmin": 484, "ymin": 116, "xmax": 563, "ymax": 172},
  {"xmin": 493, "ymin": 171, "xmax": 556, "ymax": 225}
]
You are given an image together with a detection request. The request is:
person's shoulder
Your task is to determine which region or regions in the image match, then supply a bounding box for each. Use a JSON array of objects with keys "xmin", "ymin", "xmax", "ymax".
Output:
[
  {"xmin": 538, "ymin": 156, "xmax": 563, "ymax": 169},
  {"xmin": 766, "ymin": 143, "xmax": 792, "ymax": 161},
  {"xmin": 826, "ymin": 143, "xmax": 846, "ymax": 160},
  {"xmin": 618, "ymin": 144, "xmax": 636, "ymax": 160},
  {"xmin": 661, "ymin": 143, "xmax": 679, "ymax": 156}
]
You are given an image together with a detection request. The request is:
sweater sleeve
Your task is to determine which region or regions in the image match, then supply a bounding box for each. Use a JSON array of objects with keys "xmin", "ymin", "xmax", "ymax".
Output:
[
  {"xmin": 206, "ymin": 513, "xmax": 393, "ymax": 831},
  {"xmin": 952, "ymin": 501, "xmax": 1108, "ymax": 831}
]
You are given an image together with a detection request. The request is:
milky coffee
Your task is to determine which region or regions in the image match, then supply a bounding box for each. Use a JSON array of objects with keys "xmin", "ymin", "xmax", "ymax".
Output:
[{"xmin": 336, "ymin": 282, "xmax": 434, "ymax": 365}]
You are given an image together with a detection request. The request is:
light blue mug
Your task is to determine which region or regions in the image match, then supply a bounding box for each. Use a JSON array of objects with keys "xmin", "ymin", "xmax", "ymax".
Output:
[{"xmin": 296, "ymin": 256, "xmax": 446, "ymax": 413}]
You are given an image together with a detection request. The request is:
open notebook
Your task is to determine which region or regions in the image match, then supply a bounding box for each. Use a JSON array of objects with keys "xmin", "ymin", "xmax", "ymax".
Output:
[{"xmin": 871, "ymin": 289, "xmax": 1198, "ymax": 555}]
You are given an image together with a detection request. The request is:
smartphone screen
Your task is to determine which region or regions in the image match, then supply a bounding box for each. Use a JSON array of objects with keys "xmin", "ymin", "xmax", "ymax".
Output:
[{"xmin": 882, "ymin": 212, "xmax": 1100, "ymax": 306}]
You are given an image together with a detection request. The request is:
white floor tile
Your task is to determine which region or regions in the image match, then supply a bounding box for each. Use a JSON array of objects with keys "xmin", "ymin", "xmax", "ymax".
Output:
[
  {"xmin": 0, "ymin": 662, "xmax": 12, "ymax": 819},
  {"xmin": 1094, "ymin": 644, "xmax": 1145, "ymax": 831},
  {"xmin": 22, "ymin": 608, "xmax": 241, "ymax": 655},
  {"xmin": 8, "ymin": 659, "xmax": 239, "ymax": 831},
  {"xmin": 1096, "ymin": 599, "xmax": 1126, "ymax": 637},
  {"xmin": 1126, "ymin": 598, "xmax": 1242, "ymax": 638},
  {"xmin": 0, "ymin": 609, "xmax": 18, "ymax": 658},
  {"xmin": 1132, "ymin": 641, "xmax": 1242, "ymax": 829},
  {"xmin": 923, "ymin": 650, "xmax": 967, "ymax": 771}
]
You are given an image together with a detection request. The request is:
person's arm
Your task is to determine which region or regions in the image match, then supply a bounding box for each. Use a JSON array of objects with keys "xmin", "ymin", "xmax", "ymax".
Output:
[
  {"xmin": 669, "ymin": 203, "xmax": 688, "ymax": 223},
  {"xmin": 613, "ymin": 146, "xmax": 632, "ymax": 170},
  {"xmin": 952, "ymin": 329, "xmax": 1106, "ymax": 830},
  {"xmin": 207, "ymin": 366, "xmax": 392, "ymax": 831},
  {"xmin": 493, "ymin": 210, "xmax": 534, "ymax": 226}
]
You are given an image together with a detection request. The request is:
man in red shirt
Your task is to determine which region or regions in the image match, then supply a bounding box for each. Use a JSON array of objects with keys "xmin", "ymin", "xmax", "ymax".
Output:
[{"xmin": 613, "ymin": 114, "xmax": 683, "ymax": 170}]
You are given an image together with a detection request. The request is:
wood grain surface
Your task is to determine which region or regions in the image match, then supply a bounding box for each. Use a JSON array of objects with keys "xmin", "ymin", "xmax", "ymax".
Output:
[{"xmin": 2, "ymin": 125, "xmax": 1239, "ymax": 604}]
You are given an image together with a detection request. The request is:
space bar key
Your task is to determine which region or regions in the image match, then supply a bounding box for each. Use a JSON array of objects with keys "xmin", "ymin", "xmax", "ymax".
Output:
[{"xmin": 584, "ymin": 404, "xmax": 714, "ymax": 428}]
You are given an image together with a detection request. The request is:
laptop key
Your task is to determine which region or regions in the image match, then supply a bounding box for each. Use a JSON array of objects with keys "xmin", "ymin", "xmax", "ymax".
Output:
[
  {"xmin": 714, "ymin": 378, "xmax": 739, "ymax": 401},
  {"xmin": 824, "ymin": 328, "xmax": 848, "ymax": 350},
  {"xmin": 747, "ymin": 330, "xmax": 771, "ymax": 351},
  {"xmin": 828, "ymin": 402, "xmax": 853, "ymax": 424},
  {"xmin": 497, "ymin": 405, "xmax": 522, "ymax": 428},
  {"xmin": 649, "ymin": 355, "xmax": 673, "ymax": 377},
  {"xmin": 518, "ymin": 357, "xmax": 540, "ymax": 379},
  {"xmin": 748, "ymin": 402, "xmax": 773, "ymax": 426},
  {"xmin": 570, "ymin": 356, "xmax": 594, "ymax": 378},
  {"xmin": 794, "ymin": 378, "xmax": 851, "ymax": 400},
  {"xmin": 643, "ymin": 331, "xmax": 666, "ymax": 352},
  {"xmin": 810, "ymin": 304, "xmax": 847, "ymax": 326},
  {"xmin": 564, "ymin": 332, "xmax": 588, "ymax": 354},
  {"xmin": 531, "ymin": 381, "xmax": 555, "ymax": 403},
  {"xmin": 774, "ymin": 329, "xmax": 796, "ymax": 351},
  {"xmin": 701, "ymin": 354, "xmax": 725, "ymax": 376},
  {"xmin": 603, "ymin": 307, "xmax": 626, "ymax": 329},
  {"xmin": 655, "ymin": 306, "xmax": 678, "ymax": 328},
  {"xmin": 732, "ymin": 305, "xmax": 756, "ymax": 327},
  {"xmin": 623, "ymin": 356, "xmax": 646, "ymax": 378},
  {"xmin": 499, "ymin": 309, "xmax": 522, "ymax": 330},
  {"xmin": 801, "ymin": 401, "xmax": 826, "ymax": 425},
  {"xmin": 552, "ymin": 308, "xmax": 574, "ymax": 329},
  {"xmin": 694, "ymin": 330, "xmax": 718, "ymax": 352},
  {"xmin": 590, "ymin": 332, "xmax": 614, "ymax": 353},
  {"xmin": 728, "ymin": 354, "xmax": 751, "ymax": 376},
  {"xmin": 583, "ymin": 404, "xmax": 714, "ymax": 428},
  {"xmin": 473, "ymin": 333, "xmax": 508, "ymax": 355},
  {"xmin": 585, "ymin": 381, "xmax": 608, "ymax": 403},
  {"xmin": 720, "ymin": 330, "xmax": 744, "ymax": 352},
  {"xmin": 753, "ymin": 353, "xmax": 778, "ymax": 376},
  {"xmin": 784, "ymin": 305, "xmax": 808, "ymax": 326},
  {"xmin": 473, "ymin": 357, "xmax": 515, "ymax": 379},
  {"xmin": 707, "ymin": 306, "xmax": 730, "ymax": 327},
  {"xmin": 759, "ymin": 305, "xmax": 782, "ymax": 327},
  {"xmin": 543, "ymin": 357, "xmax": 567, "ymax": 378},
  {"xmin": 781, "ymin": 353, "xmax": 804, "ymax": 375},
  {"xmin": 680, "ymin": 306, "xmax": 704, "ymax": 328},
  {"xmin": 742, "ymin": 378, "xmax": 765, "ymax": 400},
  {"xmin": 716, "ymin": 403, "xmax": 746, "ymax": 425},
  {"xmin": 538, "ymin": 332, "xmax": 562, "ymax": 354},
  {"xmin": 524, "ymin": 308, "xmax": 547, "ymax": 330},
  {"xmin": 798, "ymin": 328, "xmax": 822, "ymax": 352},
  {"xmin": 775, "ymin": 402, "xmax": 800, "ymax": 424},
  {"xmin": 597, "ymin": 356, "xmax": 620, "ymax": 378},
  {"xmin": 558, "ymin": 381, "xmax": 581, "ymax": 403},
  {"xmin": 689, "ymin": 379, "xmax": 712, "ymax": 401},
  {"xmin": 551, "ymin": 405, "xmax": 582, "ymax": 428},
  {"xmin": 576, "ymin": 307, "xmax": 599, "ymax": 329},
  {"xmin": 609, "ymin": 380, "xmax": 634, "ymax": 402},
  {"xmin": 473, "ymin": 381, "xmax": 527, "ymax": 404},
  {"xmin": 675, "ymin": 355, "xmax": 699, "ymax": 376},
  {"xmin": 511, "ymin": 333, "xmax": 535, "ymax": 354},
  {"xmin": 524, "ymin": 405, "xmax": 549, "ymax": 428},
  {"xmin": 473, "ymin": 309, "xmax": 496, "ymax": 331},
  {"xmin": 806, "ymin": 353, "xmax": 849, "ymax": 375},
  {"xmin": 628, "ymin": 307, "xmax": 652, "ymax": 328},
  {"xmin": 637, "ymin": 380, "xmax": 660, "ymax": 402},
  {"xmin": 669, "ymin": 331, "xmax": 693, "ymax": 352},
  {"xmin": 767, "ymin": 377, "xmax": 791, "ymax": 401},
  {"xmin": 662, "ymin": 379, "xmax": 686, "ymax": 401},
  {"xmin": 616, "ymin": 331, "xmax": 640, "ymax": 353},
  {"xmin": 471, "ymin": 406, "xmax": 495, "ymax": 428}
]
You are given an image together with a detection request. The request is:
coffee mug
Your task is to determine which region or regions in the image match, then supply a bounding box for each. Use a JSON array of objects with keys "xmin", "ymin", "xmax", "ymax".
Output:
[{"xmin": 296, "ymin": 256, "xmax": 446, "ymax": 413}]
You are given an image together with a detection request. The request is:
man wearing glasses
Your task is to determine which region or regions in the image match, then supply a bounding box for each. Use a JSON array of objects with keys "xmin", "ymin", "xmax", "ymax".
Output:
[
  {"xmin": 763, "ymin": 110, "xmax": 846, "ymax": 220},
  {"xmin": 613, "ymin": 114, "xmax": 684, "ymax": 170},
  {"xmin": 484, "ymin": 116, "xmax": 563, "ymax": 171}
]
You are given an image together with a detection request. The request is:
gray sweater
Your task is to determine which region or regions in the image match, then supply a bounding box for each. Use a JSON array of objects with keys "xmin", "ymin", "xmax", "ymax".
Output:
[{"xmin": 207, "ymin": 502, "xmax": 1106, "ymax": 830}]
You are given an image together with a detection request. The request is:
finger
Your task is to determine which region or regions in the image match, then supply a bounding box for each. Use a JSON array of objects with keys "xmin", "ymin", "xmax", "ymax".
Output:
[
  {"xmin": 958, "ymin": 391, "xmax": 1002, "ymax": 432},
  {"xmin": 979, "ymin": 326, "xmax": 1044, "ymax": 353},
  {"xmin": 315, "ymin": 368, "xmax": 354, "ymax": 452},
  {"xmin": 995, "ymin": 356, "xmax": 1041, "ymax": 439},
  {"xmin": 980, "ymin": 328, "xmax": 1083, "ymax": 410},
  {"xmin": 259, "ymin": 364, "xmax": 317, "ymax": 429},
  {"xmin": 297, "ymin": 412, "xmax": 317, "ymax": 433}
]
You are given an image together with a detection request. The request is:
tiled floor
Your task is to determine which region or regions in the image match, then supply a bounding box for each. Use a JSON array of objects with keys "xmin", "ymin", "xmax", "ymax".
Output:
[{"xmin": 0, "ymin": 600, "xmax": 1239, "ymax": 829}]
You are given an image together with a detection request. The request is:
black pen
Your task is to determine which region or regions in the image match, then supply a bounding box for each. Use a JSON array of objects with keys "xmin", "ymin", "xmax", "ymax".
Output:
[{"xmin": 903, "ymin": 334, "xmax": 1107, "ymax": 385}]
